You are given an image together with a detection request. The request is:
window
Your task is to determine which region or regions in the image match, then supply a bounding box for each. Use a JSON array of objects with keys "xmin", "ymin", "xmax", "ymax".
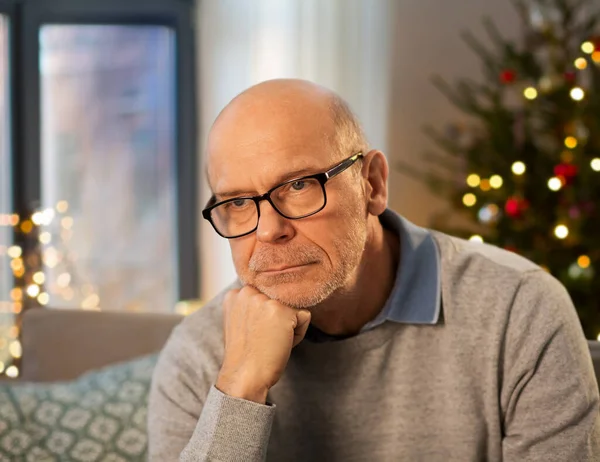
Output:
[{"xmin": 9, "ymin": 0, "xmax": 197, "ymax": 314}]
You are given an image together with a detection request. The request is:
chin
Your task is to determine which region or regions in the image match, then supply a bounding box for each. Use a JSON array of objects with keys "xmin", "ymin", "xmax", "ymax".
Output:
[{"xmin": 254, "ymin": 274, "xmax": 337, "ymax": 309}]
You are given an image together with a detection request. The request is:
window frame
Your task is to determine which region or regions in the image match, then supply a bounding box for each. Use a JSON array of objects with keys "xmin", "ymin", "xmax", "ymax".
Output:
[{"xmin": 16, "ymin": 0, "xmax": 198, "ymax": 301}]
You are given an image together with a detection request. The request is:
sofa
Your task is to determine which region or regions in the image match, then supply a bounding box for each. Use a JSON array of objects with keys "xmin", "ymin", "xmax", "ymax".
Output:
[{"xmin": 1, "ymin": 308, "xmax": 599, "ymax": 461}]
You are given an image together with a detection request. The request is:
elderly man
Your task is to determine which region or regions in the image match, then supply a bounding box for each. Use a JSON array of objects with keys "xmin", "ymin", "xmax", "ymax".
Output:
[{"xmin": 148, "ymin": 79, "xmax": 600, "ymax": 461}]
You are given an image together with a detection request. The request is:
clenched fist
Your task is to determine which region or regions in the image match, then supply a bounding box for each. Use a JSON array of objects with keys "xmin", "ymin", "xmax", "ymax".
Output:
[{"xmin": 215, "ymin": 286, "xmax": 311, "ymax": 404}]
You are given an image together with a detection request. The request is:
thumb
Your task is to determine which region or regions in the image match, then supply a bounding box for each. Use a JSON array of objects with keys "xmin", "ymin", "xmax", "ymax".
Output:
[{"xmin": 292, "ymin": 310, "xmax": 311, "ymax": 348}]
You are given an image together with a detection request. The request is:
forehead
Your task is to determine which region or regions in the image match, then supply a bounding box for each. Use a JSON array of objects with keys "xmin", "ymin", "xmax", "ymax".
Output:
[{"xmin": 207, "ymin": 102, "xmax": 338, "ymax": 195}]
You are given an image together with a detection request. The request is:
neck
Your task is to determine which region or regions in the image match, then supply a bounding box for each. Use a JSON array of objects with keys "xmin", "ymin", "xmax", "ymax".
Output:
[{"xmin": 309, "ymin": 216, "xmax": 400, "ymax": 336}]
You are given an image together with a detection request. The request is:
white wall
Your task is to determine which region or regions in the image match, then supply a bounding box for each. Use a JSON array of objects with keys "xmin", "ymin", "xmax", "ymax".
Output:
[{"xmin": 195, "ymin": 0, "xmax": 520, "ymax": 300}]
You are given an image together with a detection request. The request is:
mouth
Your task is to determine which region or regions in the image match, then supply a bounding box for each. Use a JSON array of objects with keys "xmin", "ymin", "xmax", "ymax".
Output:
[{"xmin": 259, "ymin": 262, "xmax": 316, "ymax": 274}]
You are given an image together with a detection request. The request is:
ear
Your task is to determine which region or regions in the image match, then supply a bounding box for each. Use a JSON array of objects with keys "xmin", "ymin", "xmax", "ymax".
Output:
[{"xmin": 361, "ymin": 150, "xmax": 388, "ymax": 216}]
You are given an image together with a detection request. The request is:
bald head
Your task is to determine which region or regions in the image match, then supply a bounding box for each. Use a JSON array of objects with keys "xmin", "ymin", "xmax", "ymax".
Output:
[{"xmin": 206, "ymin": 79, "xmax": 368, "ymax": 189}]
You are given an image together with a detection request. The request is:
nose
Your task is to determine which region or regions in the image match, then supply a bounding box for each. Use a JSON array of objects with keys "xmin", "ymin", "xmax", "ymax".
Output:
[{"xmin": 255, "ymin": 200, "xmax": 295, "ymax": 243}]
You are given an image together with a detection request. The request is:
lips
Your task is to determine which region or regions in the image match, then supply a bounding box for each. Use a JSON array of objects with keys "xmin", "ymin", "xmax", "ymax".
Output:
[{"xmin": 260, "ymin": 262, "xmax": 314, "ymax": 273}]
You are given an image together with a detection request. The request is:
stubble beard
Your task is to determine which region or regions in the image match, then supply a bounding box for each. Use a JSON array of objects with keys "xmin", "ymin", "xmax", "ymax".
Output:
[{"xmin": 239, "ymin": 214, "xmax": 368, "ymax": 310}]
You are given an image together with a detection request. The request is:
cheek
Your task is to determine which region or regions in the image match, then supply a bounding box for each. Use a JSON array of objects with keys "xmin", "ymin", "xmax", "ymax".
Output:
[{"xmin": 230, "ymin": 239, "xmax": 254, "ymax": 271}]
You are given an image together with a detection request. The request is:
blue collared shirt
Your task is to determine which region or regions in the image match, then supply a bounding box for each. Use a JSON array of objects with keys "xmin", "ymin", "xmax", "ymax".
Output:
[{"xmin": 305, "ymin": 209, "xmax": 441, "ymax": 342}]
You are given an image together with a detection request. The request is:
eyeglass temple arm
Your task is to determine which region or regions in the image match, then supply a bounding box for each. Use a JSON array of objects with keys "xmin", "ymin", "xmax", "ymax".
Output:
[{"xmin": 325, "ymin": 152, "xmax": 363, "ymax": 179}]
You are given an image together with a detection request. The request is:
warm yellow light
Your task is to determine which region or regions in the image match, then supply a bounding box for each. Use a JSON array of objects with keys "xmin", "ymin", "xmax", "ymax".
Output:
[
  {"xmin": 37, "ymin": 293, "xmax": 50, "ymax": 306},
  {"xmin": 462, "ymin": 193, "xmax": 477, "ymax": 207},
  {"xmin": 578, "ymin": 255, "xmax": 591, "ymax": 269},
  {"xmin": 480, "ymin": 179, "xmax": 491, "ymax": 192},
  {"xmin": 9, "ymin": 341, "xmax": 22, "ymax": 359},
  {"xmin": 469, "ymin": 235, "xmax": 484, "ymax": 243},
  {"xmin": 7, "ymin": 245, "xmax": 22, "ymax": 259},
  {"xmin": 564, "ymin": 136, "xmax": 578, "ymax": 149},
  {"xmin": 56, "ymin": 200, "xmax": 69, "ymax": 213},
  {"xmin": 57, "ymin": 272, "xmax": 71, "ymax": 288},
  {"xmin": 20, "ymin": 220, "xmax": 33, "ymax": 234},
  {"xmin": 570, "ymin": 87, "xmax": 585, "ymax": 101},
  {"xmin": 33, "ymin": 271, "xmax": 45, "ymax": 285},
  {"xmin": 26, "ymin": 284, "xmax": 40, "ymax": 298},
  {"xmin": 6, "ymin": 366, "xmax": 19, "ymax": 379},
  {"xmin": 12, "ymin": 302, "xmax": 22, "ymax": 314},
  {"xmin": 554, "ymin": 224, "xmax": 569, "ymax": 239},
  {"xmin": 61, "ymin": 217, "xmax": 73, "ymax": 230},
  {"xmin": 10, "ymin": 288, "xmax": 22, "ymax": 302},
  {"xmin": 39, "ymin": 231, "xmax": 51, "ymax": 244},
  {"xmin": 489, "ymin": 175, "xmax": 503, "ymax": 189},
  {"xmin": 10, "ymin": 214, "xmax": 19, "ymax": 226},
  {"xmin": 593, "ymin": 51, "xmax": 600, "ymax": 63},
  {"xmin": 575, "ymin": 57, "xmax": 588, "ymax": 69},
  {"xmin": 9, "ymin": 258, "xmax": 23, "ymax": 272},
  {"xmin": 582, "ymin": 41, "xmax": 595, "ymax": 54},
  {"xmin": 31, "ymin": 212, "xmax": 43, "ymax": 225},
  {"xmin": 591, "ymin": 158, "xmax": 600, "ymax": 171},
  {"xmin": 548, "ymin": 177, "xmax": 563, "ymax": 191},
  {"xmin": 512, "ymin": 161, "xmax": 526, "ymax": 175},
  {"xmin": 81, "ymin": 294, "xmax": 100, "ymax": 310},
  {"xmin": 8, "ymin": 326, "xmax": 19, "ymax": 339},
  {"xmin": 524, "ymin": 87, "xmax": 538, "ymax": 100},
  {"xmin": 466, "ymin": 174, "xmax": 481, "ymax": 188}
]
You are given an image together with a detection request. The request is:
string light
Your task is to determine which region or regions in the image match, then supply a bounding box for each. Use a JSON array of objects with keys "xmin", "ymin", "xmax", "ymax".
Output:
[
  {"xmin": 512, "ymin": 161, "xmax": 526, "ymax": 175},
  {"xmin": 10, "ymin": 214, "xmax": 18, "ymax": 226},
  {"xmin": 591, "ymin": 158, "xmax": 600, "ymax": 171},
  {"xmin": 582, "ymin": 41, "xmax": 595, "ymax": 53},
  {"xmin": 578, "ymin": 255, "xmax": 591, "ymax": 269},
  {"xmin": 570, "ymin": 87, "xmax": 585, "ymax": 101},
  {"xmin": 466, "ymin": 174, "xmax": 481, "ymax": 188},
  {"xmin": 7, "ymin": 245, "xmax": 22, "ymax": 259},
  {"xmin": 524, "ymin": 87, "xmax": 538, "ymax": 100},
  {"xmin": 489, "ymin": 175, "xmax": 503, "ymax": 189},
  {"xmin": 575, "ymin": 57, "xmax": 588, "ymax": 69},
  {"xmin": 593, "ymin": 51, "xmax": 600, "ymax": 63},
  {"xmin": 554, "ymin": 224, "xmax": 569, "ymax": 239},
  {"xmin": 61, "ymin": 217, "xmax": 73, "ymax": 230},
  {"xmin": 564, "ymin": 136, "xmax": 578, "ymax": 149},
  {"xmin": 548, "ymin": 177, "xmax": 563, "ymax": 191},
  {"xmin": 57, "ymin": 272, "xmax": 71, "ymax": 288},
  {"xmin": 9, "ymin": 288, "xmax": 22, "ymax": 301},
  {"xmin": 9, "ymin": 341, "xmax": 22, "ymax": 359},
  {"xmin": 33, "ymin": 271, "xmax": 45, "ymax": 285},
  {"xmin": 56, "ymin": 200, "xmax": 69, "ymax": 213},
  {"xmin": 31, "ymin": 212, "xmax": 43, "ymax": 225},
  {"xmin": 39, "ymin": 231, "xmax": 51, "ymax": 244},
  {"xmin": 463, "ymin": 193, "xmax": 477, "ymax": 207},
  {"xmin": 20, "ymin": 220, "xmax": 33, "ymax": 233},
  {"xmin": 81, "ymin": 294, "xmax": 100, "ymax": 310},
  {"xmin": 469, "ymin": 235, "xmax": 484, "ymax": 243},
  {"xmin": 6, "ymin": 366, "xmax": 19, "ymax": 379},
  {"xmin": 480, "ymin": 179, "xmax": 491, "ymax": 192},
  {"xmin": 26, "ymin": 284, "xmax": 40, "ymax": 298},
  {"xmin": 37, "ymin": 293, "xmax": 49, "ymax": 306}
]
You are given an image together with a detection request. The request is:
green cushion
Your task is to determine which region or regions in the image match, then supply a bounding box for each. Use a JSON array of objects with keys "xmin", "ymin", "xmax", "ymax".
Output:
[{"xmin": 0, "ymin": 354, "xmax": 158, "ymax": 461}]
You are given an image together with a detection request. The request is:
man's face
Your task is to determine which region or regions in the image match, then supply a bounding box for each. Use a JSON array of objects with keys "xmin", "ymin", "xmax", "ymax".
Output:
[{"xmin": 207, "ymin": 100, "xmax": 368, "ymax": 309}]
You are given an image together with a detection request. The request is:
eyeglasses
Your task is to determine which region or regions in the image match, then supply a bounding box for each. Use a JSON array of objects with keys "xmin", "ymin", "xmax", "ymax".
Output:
[{"xmin": 202, "ymin": 152, "xmax": 363, "ymax": 239}]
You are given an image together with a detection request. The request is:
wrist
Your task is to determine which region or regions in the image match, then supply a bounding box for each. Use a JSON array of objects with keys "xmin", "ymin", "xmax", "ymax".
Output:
[{"xmin": 216, "ymin": 371, "xmax": 269, "ymax": 404}]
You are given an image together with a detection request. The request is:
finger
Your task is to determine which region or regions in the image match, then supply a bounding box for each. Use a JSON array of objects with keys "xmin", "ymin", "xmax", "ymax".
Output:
[{"xmin": 293, "ymin": 310, "xmax": 311, "ymax": 348}]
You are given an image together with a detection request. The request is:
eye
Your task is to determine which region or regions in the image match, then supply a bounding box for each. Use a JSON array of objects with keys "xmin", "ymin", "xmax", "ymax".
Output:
[
  {"xmin": 291, "ymin": 181, "xmax": 306, "ymax": 191},
  {"xmin": 232, "ymin": 199, "xmax": 247, "ymax": 207}
]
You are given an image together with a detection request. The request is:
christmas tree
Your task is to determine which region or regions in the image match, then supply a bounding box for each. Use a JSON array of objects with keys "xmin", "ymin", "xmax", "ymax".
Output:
[{"xmin": 402, "ymin": 0, "xmax": 600, "ymax": 339}]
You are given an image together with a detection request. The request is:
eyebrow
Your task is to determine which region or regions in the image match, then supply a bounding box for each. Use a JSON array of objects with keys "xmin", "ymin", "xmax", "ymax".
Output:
[{"xmin": 213, "ymin": 166, "xmax": 322, "ymax": 200}]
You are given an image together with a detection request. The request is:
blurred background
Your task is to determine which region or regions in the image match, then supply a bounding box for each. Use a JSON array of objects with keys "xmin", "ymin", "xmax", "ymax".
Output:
[{"xmin": 2, "ymin": 0, "xmax": 600, "ymax": 380}]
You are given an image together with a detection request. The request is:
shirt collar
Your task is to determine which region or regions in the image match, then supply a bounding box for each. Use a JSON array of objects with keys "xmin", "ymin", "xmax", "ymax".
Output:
[{"xmin": 361, "ymin": 209, "xmax": 441, "ymax": 329}]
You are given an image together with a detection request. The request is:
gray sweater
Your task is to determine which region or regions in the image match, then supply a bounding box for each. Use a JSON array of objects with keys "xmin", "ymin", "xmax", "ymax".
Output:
[{"xmin": 148, "ymin": 231, "xmax": 600, "ymax": 461}]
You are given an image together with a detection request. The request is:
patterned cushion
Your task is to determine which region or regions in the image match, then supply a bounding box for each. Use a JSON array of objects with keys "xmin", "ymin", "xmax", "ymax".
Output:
[{"xmin": 0, "ymin": 354, "xmax": 157, "ymax": 461}]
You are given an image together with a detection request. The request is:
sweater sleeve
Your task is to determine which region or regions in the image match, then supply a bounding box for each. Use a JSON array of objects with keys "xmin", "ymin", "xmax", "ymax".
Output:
[
  {"xmin": 147, "ymin": 317, "xmax": 275, "ymax": 461},
  {"xmin": 501, "ymin": 270, "xmax": 600, "ymax": 461}
]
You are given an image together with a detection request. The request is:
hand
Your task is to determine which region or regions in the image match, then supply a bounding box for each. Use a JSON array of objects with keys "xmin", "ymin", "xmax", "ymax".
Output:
[{"xmin": 215, "ymin": 286, "xmax": 311, "ymax": 404}]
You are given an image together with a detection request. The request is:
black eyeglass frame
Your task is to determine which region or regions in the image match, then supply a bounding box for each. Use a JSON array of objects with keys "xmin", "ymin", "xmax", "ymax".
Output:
[{"xmin": 202, "ymin": 152, "xmax": 364, "ymax": 239}]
